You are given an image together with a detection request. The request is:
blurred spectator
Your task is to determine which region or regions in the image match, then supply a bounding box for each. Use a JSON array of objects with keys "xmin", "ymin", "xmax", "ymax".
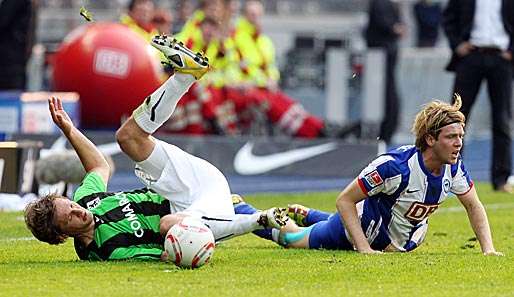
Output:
[
  {"xmin": 413, "ymin": 0, "xmax": 442, "ymax": 47},
  {"xmin": 152, "ymin": 8, "xmax": 173, "ymax": 35},
  {"xmin": 120, "ymin": 0, "xmax": 169, "ymax": 74},
  {"xmin": 234, "ymin": 0, "xmax": 279, "ymax": 89},
  {"xmin": 442, "ymin": 0, "xmax": 514, "ymax": 193},
  {"xmin": 221, "ymin": 0, "xmax": 241, "ymax": 36},
  {"xmin": 0, "ymin": 0, "xmax": 37, "ymax": 90},
  {"xmin": 172, "ymin": 0, "xmax": 194, "ymax": 34},
  {"xmin": 179, "ymin": 0, "xmax": 225, "ymax": 39},
  {"xmin": 167, "ymin": 0, "xmax": 354, "ymax": 138},
  {"xmin": 230, "ymin": 0, "xmax": 331, "ymax": 138},
  {"xmin": 120, "ymin": 0, "xmax": 158, "ymax": 42},
  {"xmin": 364, "ymin": 0, "xmax": 405, "ymax": 145},
  {"xmin": 174, "ymin": 1, "xmax": 252, "ymax": 135}
]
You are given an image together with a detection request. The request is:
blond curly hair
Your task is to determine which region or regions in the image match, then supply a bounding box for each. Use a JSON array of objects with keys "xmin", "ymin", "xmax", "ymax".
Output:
[{"xmin": 412, "ymin": 94, "xmax": 466, "ymax": 151}]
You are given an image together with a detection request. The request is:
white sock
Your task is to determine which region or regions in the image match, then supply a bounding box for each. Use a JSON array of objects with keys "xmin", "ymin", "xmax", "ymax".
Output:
[
  {"xmin": 132, "ymin": 73, "xmax": 196, "ymax": 134},
  {"xmin": 201, "ymin": 213, "xmax": 263, "ymax": 242}
]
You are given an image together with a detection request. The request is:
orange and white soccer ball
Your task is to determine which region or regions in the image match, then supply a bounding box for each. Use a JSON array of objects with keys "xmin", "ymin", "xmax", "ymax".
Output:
[{"xmin": 164, "ymin": 217, "xmax": 215, "ymax": 269}]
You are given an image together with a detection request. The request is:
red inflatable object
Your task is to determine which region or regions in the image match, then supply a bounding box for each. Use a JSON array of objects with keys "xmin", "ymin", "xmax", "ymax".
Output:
[{"xmin": 53, "ymin": 22, "xmax": 163, "ymax": 129}]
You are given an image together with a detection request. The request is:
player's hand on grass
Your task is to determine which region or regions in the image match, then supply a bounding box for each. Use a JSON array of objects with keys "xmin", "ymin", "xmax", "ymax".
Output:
[
  {"xmin": 483, "ymin": 250, "xmax": 504, "ymax": 256},
  {"xmin": 160, "ymin": 251, "xmax": 169, "ymax": 261},
  {"xmin": 49, "ymin": 97, "xmax": 74, "ymax": 135}
]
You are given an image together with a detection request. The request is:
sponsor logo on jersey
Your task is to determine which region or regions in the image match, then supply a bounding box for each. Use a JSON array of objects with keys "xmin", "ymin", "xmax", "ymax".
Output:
[
  {"xmin": 118, "ymin": 194, "xmax": 144, "ymax": 238},
  {"xmin": 364, "ymin": 170, "xmax": 384, "ymax": 188},
  {"xmin": 406, "ymin": 189, "xmax": 420, "ymax": 194},
  {"xmin": 405, "ymin": 202, "xmax": 439, "ymax": 223},
  {"xmin": 86, "ymin": 197, "xmax": 100, "ymax": 210}
]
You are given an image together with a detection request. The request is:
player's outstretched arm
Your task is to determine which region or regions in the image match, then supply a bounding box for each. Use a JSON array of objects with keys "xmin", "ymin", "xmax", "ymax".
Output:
[
  {"xmin": 336, "ymin": 179, "xmax": 382, "ymax": 254},
  {"xmin": 48, "ymin": 97, "xmax": 111, "ymax": 185},
  {"xmin": 457, "ymin": 187, "xmax": 503, "ymax": 256}
]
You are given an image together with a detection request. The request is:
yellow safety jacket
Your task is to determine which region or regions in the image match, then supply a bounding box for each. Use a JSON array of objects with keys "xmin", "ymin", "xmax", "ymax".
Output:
[
  {"xmin": 176, "ymin": 10, "xmax": 204, "ymax": 44},
  {"xmin": 233, "ymin": 17, "xmax": 280, "ymax": 87}
]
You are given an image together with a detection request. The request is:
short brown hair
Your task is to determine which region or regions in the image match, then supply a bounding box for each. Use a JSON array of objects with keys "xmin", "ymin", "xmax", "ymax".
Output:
[
  {"xmin": 24, "ymin": 194, "xmax": 68, "ymax": 245},
  {"xmin": 412, "ymin": 94, "xmax": 466, "ymax": 151}
]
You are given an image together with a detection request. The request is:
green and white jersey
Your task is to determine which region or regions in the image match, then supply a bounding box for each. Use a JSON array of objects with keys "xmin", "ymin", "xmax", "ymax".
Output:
[{"xmin": 73, "ymin": 172, "xmax": 171, "ymax": 261}]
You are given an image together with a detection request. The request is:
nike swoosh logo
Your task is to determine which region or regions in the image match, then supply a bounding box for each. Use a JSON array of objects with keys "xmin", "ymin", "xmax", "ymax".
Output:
[
  {"xmin": 406, "ymin": 189, "xmax": 420, "ymax": 194},
  {"xmin": 234, "ymin": 141, "xmax": 338, "ymax": 175}
]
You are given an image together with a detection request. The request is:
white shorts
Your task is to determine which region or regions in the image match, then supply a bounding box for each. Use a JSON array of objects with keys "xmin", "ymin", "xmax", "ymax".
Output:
[{"xmin": 135, "ymin": 139, "xmax": 234, "ymax": 218}]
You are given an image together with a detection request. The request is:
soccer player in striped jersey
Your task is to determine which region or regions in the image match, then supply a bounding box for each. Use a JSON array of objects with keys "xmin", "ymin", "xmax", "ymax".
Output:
[
  {"xmin": 24, "ymin": 36, "xmax": 287, "ymax": 261},
  {"xmin": 235, "ymin": 96, "xmax": 503, "ymax": 255}
]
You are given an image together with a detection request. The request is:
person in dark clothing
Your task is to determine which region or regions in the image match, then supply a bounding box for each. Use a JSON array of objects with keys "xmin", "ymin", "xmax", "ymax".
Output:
[
  {"xmin": 413, "ymin": 0, "xmax": 442, "ymax": 47},
  {"xmin": 0, "ymin": 0, "xmax": 36, "ymax": 90},
  {"xmin": 442, "ymin": 0, "xmax": 514, "ymax": 193},
  {"xmin": 364, "ymin": 0, "xmax": 406, "ymax": 145}
]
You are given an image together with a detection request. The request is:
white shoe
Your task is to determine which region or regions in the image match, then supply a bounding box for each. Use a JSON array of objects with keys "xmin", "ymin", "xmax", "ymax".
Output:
[
  {"xmin": 258, "ymin": 207, "xmax": 289, "ymax": 229},
  {"xmin": 151, "ymin": 35, "xmax": 210, "ymax": 79}
]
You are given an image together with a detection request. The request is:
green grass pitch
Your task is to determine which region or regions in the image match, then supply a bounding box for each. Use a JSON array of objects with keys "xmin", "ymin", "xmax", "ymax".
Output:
[{"xmin": 1, "ymin": 183, "xmax": 513, "ymax": 297}]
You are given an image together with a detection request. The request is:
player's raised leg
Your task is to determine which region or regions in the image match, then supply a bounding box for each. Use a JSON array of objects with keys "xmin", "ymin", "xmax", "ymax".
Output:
[{"xmin": 116, "ymin": 35, "xmax": 210, "ymax": 163}]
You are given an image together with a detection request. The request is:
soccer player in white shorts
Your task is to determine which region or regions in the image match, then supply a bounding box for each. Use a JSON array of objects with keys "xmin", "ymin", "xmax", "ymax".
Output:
[{"xmin": 115, "ymin": 35, "xmax": 287, "ymax": 241}]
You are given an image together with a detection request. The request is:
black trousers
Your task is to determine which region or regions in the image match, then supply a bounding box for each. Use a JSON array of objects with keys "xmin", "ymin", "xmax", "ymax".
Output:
[
  {"xmin": 379, "ymin": 47, "xmax": 401, "ymax": 144},
  {"xmin": 452, "ymin": 50, "xmax": 513, "ymax": 188}
]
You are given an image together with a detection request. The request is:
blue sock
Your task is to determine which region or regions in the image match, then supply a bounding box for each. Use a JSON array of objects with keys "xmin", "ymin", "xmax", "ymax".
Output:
[
  {"xmin": 234, "ymin": 203, "xmax": 257, "ymax": 215},
  {"xmin": 304, "ymin": 209, "xmax": 332, "ymax": 226},
  {"xmin": 234, "ymin": 202, "xmax": 273, "ymax": 241}
]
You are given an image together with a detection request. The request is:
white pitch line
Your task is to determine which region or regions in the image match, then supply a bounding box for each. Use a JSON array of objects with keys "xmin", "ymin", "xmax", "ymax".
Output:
[
  {"xmin": 0, "ymin": 237, "xmax": 36, "ymax": 242},
  {"xmin": 439, "ymin": 202, "xmax": 514, "ymax": 213}
]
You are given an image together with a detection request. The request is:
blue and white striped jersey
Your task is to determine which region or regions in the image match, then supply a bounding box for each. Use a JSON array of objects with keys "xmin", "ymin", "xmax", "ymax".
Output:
[{"xmin": 355, "ymin": 145, "xmax": 473, "ymax": 251}]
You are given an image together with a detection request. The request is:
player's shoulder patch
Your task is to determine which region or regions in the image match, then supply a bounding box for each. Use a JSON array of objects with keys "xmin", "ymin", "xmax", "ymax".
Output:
[
  {"xmin": 86, "ymin": 197, "xmax": 101, "ymax": 210},
  {"xmin": 363, "ymin": 169, "xmax": 384, "ymax": 188}
]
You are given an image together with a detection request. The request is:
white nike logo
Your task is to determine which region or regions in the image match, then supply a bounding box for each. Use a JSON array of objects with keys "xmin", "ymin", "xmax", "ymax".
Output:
[{"xmin": 234, "ymin": 141, "xmax": 338, "ymax": 175}]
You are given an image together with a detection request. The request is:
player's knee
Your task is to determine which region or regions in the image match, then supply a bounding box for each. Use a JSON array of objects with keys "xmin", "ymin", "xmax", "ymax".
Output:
[
  {"xmin": 116, "ymin": 120, "xmax": 141, "ymax": 152},
  {"xmin": 115, "ymin": 124, "xmax": 131, "ymax": 149}
]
